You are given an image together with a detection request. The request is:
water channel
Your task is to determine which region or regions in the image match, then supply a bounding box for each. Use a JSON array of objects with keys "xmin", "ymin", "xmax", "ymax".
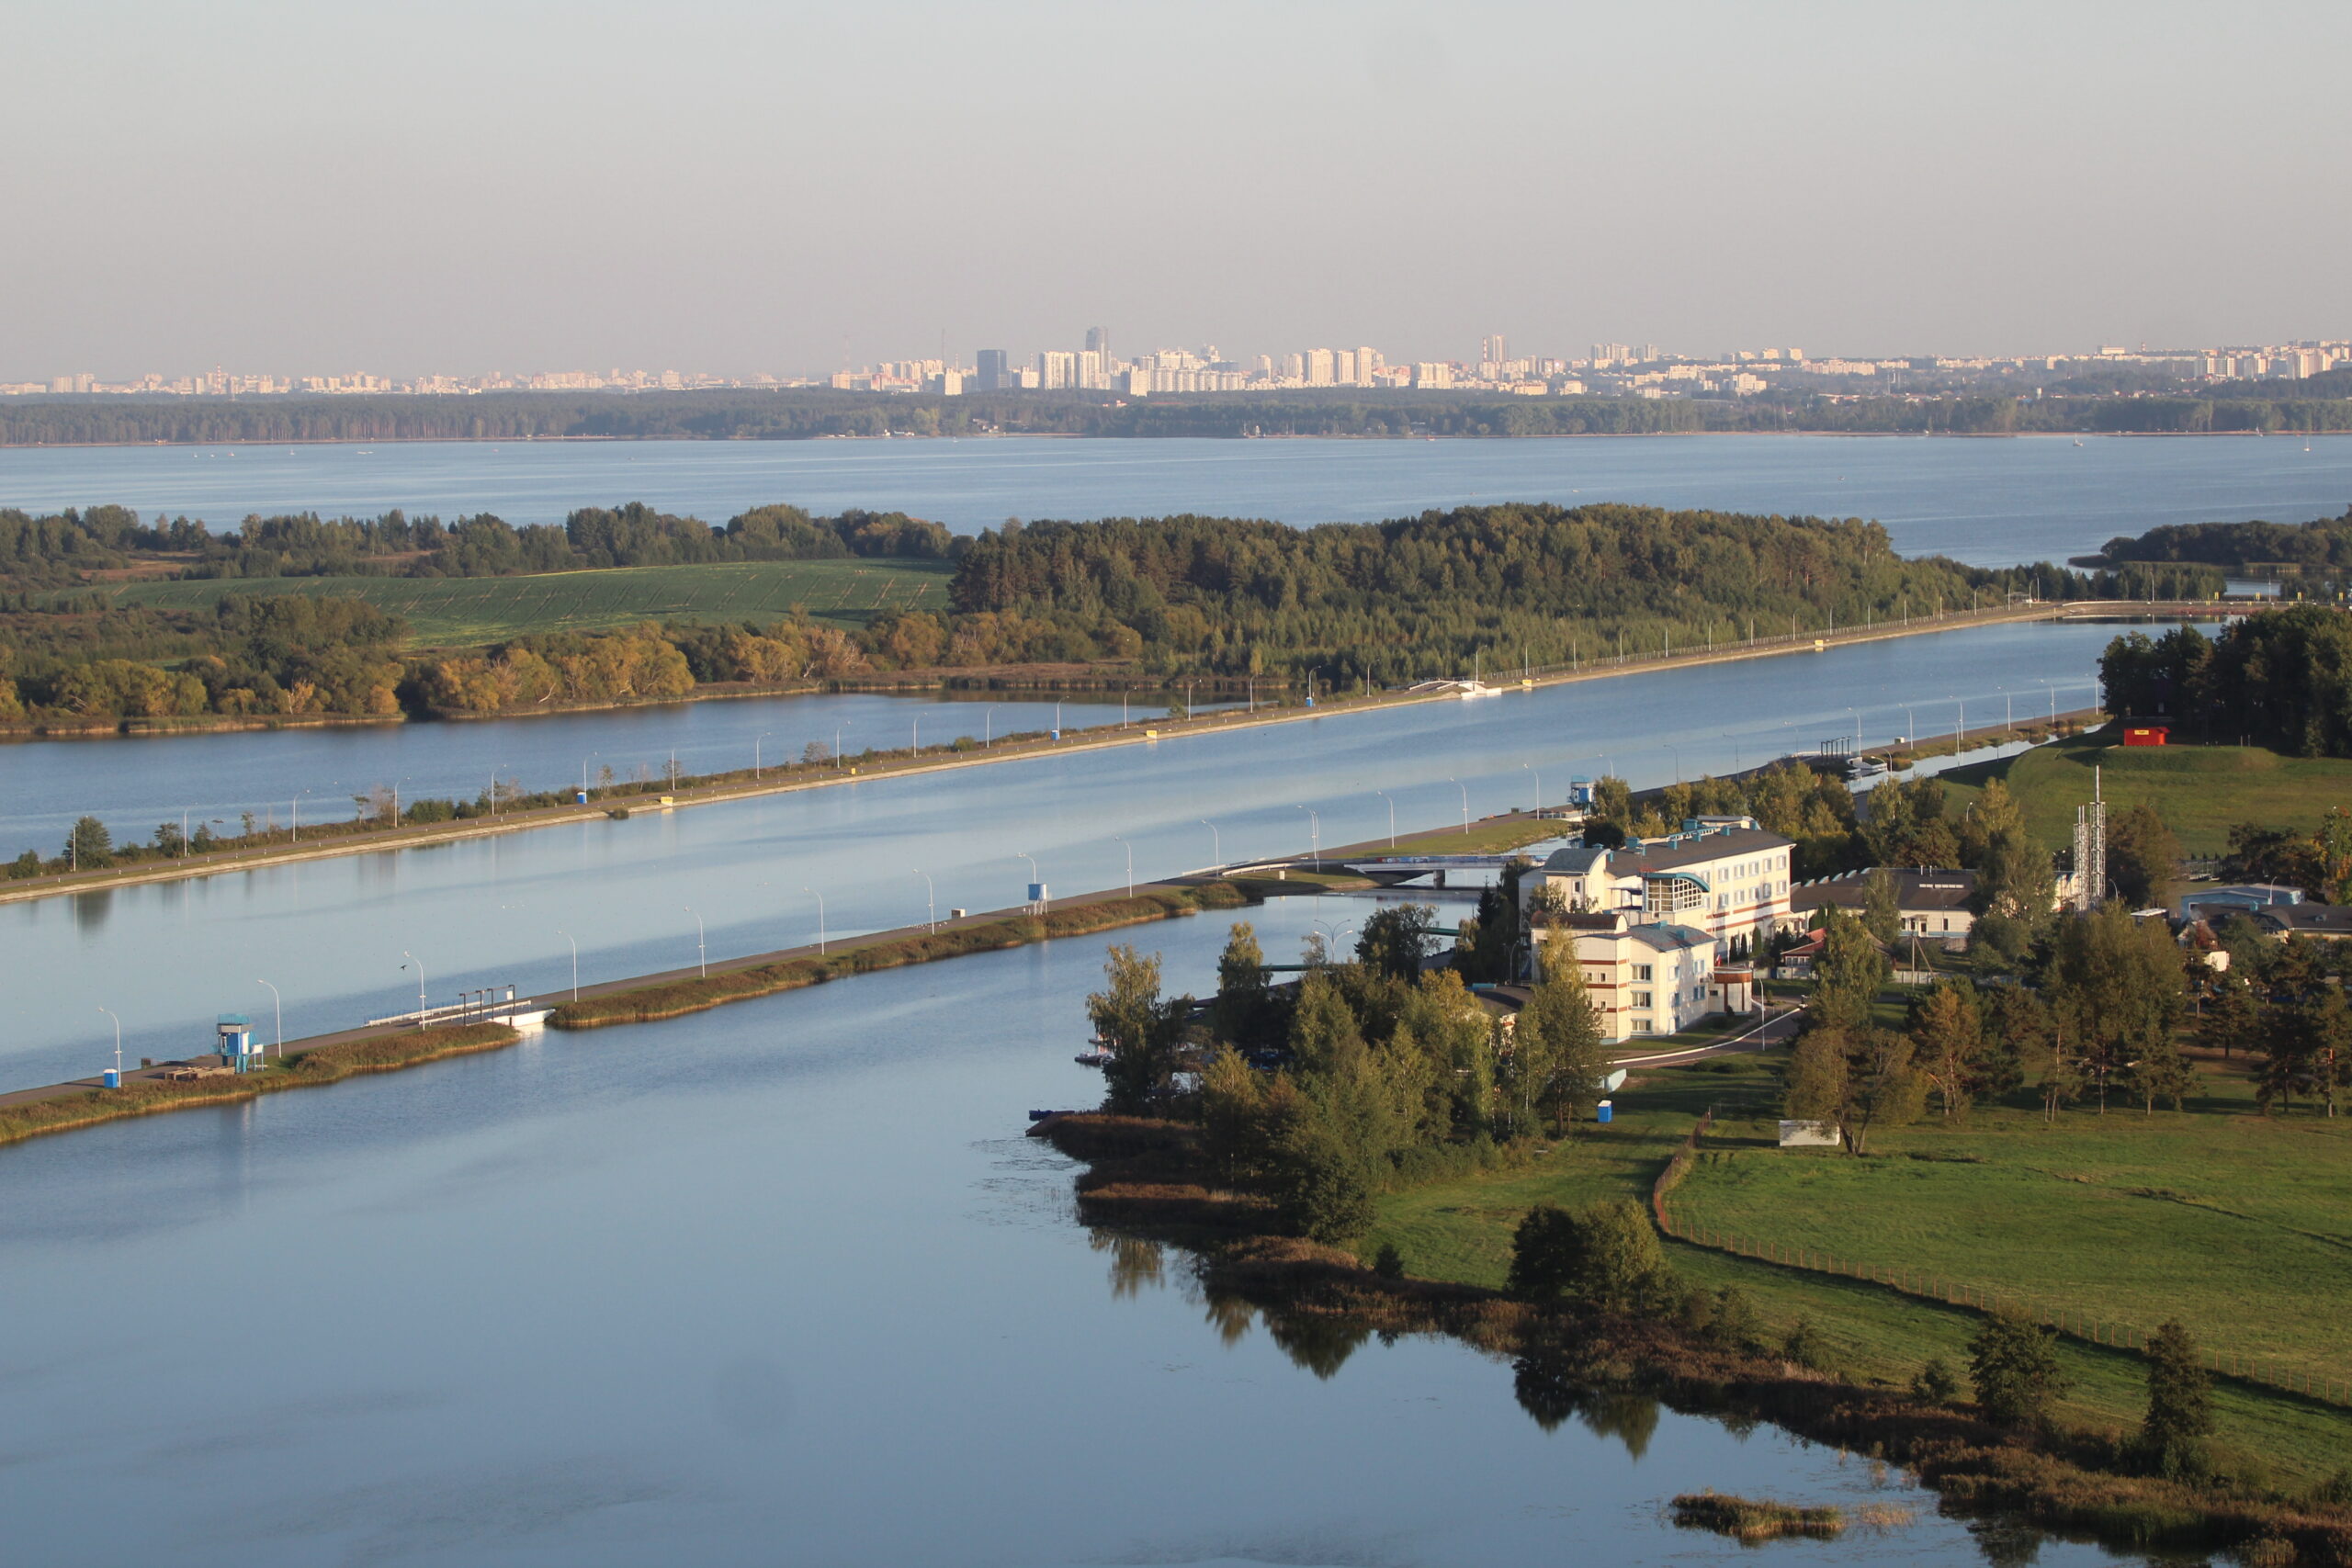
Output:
[
  {"xmin": 0, "ymin": 890, "xmax": 2125, "ymax": 1567},
  {"xmin": 0, "ymin": 688, "xmax": 1232, "ymax": 861},
  {"xmin": 3, "ymin": 620, "xmax": 2123, "ymax": 1089}
]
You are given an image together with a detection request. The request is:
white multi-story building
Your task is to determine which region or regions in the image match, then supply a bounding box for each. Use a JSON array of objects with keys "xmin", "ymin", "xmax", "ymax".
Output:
[
  {"xmin": 1527, "ymin": 911, "xmax": 1754, "ymax": 1042},
  {"xmin": 1520, "ymin": 817, "xmax": 1793, "ymax": 953}
]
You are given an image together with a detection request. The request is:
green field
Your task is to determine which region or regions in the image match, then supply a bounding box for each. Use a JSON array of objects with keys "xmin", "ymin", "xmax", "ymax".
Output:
[
  {"xmin": 1363, "ymin": 1053, "xmax": 2352, "ymax": 1480},
  {"xmin": 85, "ymin": 559, "xmax": 955, "ymax": 648},
  {"xmin": 1939, "ymin": 733, "xmax": 2352, "ymax": 857}
]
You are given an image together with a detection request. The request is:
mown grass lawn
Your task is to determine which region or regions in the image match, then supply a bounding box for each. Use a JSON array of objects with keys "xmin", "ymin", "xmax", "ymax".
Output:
[
  {"xmin": 1939, "ymin": 732, "xmax": 2352, "ymax": 857},
  {"xmin": 87, "ymin": 558, "xmax": 956, "ymax": 648},
  {"xmin": 1363, "ymin": 1051, "xmax": 2352, "ymax": 1482}
]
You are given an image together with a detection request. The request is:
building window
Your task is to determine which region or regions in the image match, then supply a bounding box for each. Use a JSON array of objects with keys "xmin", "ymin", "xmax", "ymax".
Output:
[
  {"xmin": 1633, "ymin": 991, "xmax": 1653, "ymax": 1010},
  {"xmin": 1634, "ymin": 964, "xmax": 1653, "ymax": 982}
]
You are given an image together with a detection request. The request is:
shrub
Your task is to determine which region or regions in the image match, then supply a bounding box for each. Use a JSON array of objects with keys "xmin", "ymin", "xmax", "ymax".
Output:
[
  {"xmin": 1507, "ymin": 1198, "xmax": 1670, "ymax": 1312},
  {"xmin": 2132, "ymin": 1320, "xmax": 2212, "ymax": 1479},
  {"xmin": 1781, "ymin": 1316, "xmax": 1832, "ymax": 1371},
  {"xmin": 1969, "ymin": 1308, "xmax": 2071, "ymax": 1428},
  {"xmin": 1911, "ymin": 1356, "xmax": 1961, "ymax": 1404},
  {"xmin": 1372, "ymin": 1242, "xmax": 1405, "ymax": 1279}
]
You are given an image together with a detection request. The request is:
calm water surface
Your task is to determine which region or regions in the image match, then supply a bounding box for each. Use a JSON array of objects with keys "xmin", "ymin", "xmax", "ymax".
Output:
[
  {"xmin": 2, "ymin": 621, "xmax": 2123, "ymax": 1088},
  {"xmin": 3, "ymin": 432, "xmax": 2348, "ymax": 565},
  {"xmin": 0, "ymin": 689, "xmax": 1219, "ymax": 861},
  {"xmin": 0, "ymin": 895, "xmax": 2125, "ymax": 1567}
]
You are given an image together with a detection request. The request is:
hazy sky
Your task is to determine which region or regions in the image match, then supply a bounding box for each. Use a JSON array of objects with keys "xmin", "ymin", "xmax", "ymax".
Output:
[{"xmin": 5, "ymin": 0, "xmax": 2346, "ymax": 379}]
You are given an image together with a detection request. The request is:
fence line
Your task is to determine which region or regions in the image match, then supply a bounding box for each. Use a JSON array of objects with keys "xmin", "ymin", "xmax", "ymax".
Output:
[{"xmin": 1649, "ymin": 1125, "xmax": 2349, "ymax": 1409}]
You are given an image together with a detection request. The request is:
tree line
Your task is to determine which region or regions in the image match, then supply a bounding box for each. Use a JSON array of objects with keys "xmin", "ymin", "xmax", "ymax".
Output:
[
  {"xmin": 7, "ymin": 389, "xmax": 2352, "ymax": 448},
  {"xmin": 2087, "ymin": 506, "xmax": 2352, "ymax": 576},
  {"xmin": 7, "ymin": 502, "xmax": 2204, "ymax": 721},
  {"xmin": 2099, "ymin": 608, "xmax": 2352, "ymax": 754},
  {"xmin": 946, "ymin": 502, "xmax": 2173, "ymax": 684},
  {"xmin": 0, "ymin": 501, "xmax": 955, "ymax": 587}
]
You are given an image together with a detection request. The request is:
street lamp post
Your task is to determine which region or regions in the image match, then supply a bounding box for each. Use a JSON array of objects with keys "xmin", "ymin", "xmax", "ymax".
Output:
[
  {"xmin": 684, "ymin": 906, "xmax": 707, "ymax": 977},
  {"xmin": 1295, "ymin": 806, "xmax": 1320, "ymax": 870},
  {"xmin": 1374, "ymin": 789, "xmax": 1396, "ymax": 847},
  {"xmin": 835, "ymin": 725, "xmax": 845, "ymax": 768},
  {"xmin": 1446, "ymin": 777, "xmax": 1469, "ymax": 836},
  {"xmin": 256, "ymin": 978, "xmax": 281, "ymax": 1055},
  {"xmin": 1521, "ymin": 761, "xmax": 1542, "ymax": 815},
  {"xmin": 755, "ymin": 732, "xmax": 773, "ymax": 780},
  {"xmin": 1016, "ymin": 852, "xmax": 1040, "ymax": 908},
  {"xmin": 1112, "ymin": 836, "xmax": 1133, "ymax": 898},
  {"xmin": 914, "ymin": 870, "xmax": 935, "ymax": 932},
  {"xmin": 97, "ymin": 1005, "xmax": 120, "ymax": 1080},
  {"xmin": 582, "ymin": 753, "xmax": 598, "ymax": 797},
  {"xmin": 1197, "ymin": 821, "xmax": 1220, "ymax": 866},
  {"xmin": 801, "ymin": 887, "xmax": 826, "ymax": 953},
  {"xmin": 401, "ymin": 952, "xmax": 426, "ymax": 1029},
  {"xmin": 557, "ymin": 931, "xmax": 579, "ymax": 999}
]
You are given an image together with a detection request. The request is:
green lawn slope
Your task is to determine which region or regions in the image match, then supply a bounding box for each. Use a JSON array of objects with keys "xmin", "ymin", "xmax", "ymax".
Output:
[
  {"xmin": 1939, "ymin": 732, "xmax": 2352, "ymax": 857},
  {"xmin": 85, "ymin": 558, "xmax": 955, "ymax": 648},
  {"xmin": 1363, "ymin": 1052, "xmax": 2352, "ymax": 1483}
]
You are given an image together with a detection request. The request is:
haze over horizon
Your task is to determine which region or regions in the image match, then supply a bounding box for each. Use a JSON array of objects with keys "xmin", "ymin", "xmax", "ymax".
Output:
[{"xmin": 6, "ymin": 0, "xmax": 2346, "ymax": 380}]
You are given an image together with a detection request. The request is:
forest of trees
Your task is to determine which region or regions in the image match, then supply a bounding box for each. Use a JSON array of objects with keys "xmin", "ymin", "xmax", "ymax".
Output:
[
  {"xmin": 945, "ymin": 502, "xmax": 2176, "ymax": 685},
  {"xmin": 2099, "ymin": 607, "xmax": 2352, "ymax": 754},
  {"xmin": 0, "ymin": 501, "xmax": 955, "ymax": 587},
  {"xmin": 0, "ymin": 501, "xmax": 2238, "ymax": 723},
  {"xmin": 6, "ymin": 389, "xmax": 2352, "ymax": 449},
  {"xmin": 2088, "ymin": 506, "xmax": 2352, "ymax": 576}
]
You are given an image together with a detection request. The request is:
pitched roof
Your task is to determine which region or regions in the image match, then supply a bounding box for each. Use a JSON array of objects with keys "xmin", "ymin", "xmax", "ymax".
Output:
[
  {"xmin": 1538, "ymin": 845, "xmax": 1611, "ymax": 874},
  {"xmin": 1612, "ymin": 826, "xmax": 1793, "ymax": 874},
  {"xmin": 1792, "ymin": 867, "xmax": 1978, "ymax": 913}
]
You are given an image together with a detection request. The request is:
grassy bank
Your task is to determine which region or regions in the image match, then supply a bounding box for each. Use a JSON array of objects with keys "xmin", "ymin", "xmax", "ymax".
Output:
[
  {"xmin": 87, "ymin": 558, "xmax": 954, "ymax": 646},
  {"xmin": 0, "ymin": 1022, "xmax": 518, "ymax": 1152},
  {"xmin": 1939, "ymin": 732, "xmax": 2352, "ymax": 857},
  {"xmin": 1360, "ymin": 1052, "xmax": 2352, "ymax": 1484},
  {"xmin": 1036, "ymin": 1109, "xmax": 2352, "ymax": 1562},
  {"xmin": 548, "ymin": 883, "xmax": 1252, "ymax": 1029}
]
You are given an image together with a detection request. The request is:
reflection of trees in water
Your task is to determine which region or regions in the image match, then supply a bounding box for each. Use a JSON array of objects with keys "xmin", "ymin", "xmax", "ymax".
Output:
[
  {"xmin": 1203, "ymin": 1292, "xmax": 1255, "ymax": 1347},
  {"xmin": 1967, "ymin": 1519, "xmax": 2046, "ymax": 1568},
  {"xmin": 1262, "ymin": 1311, "xmax": 1371, "ymax": 1380},
  {"xmin": 72, "ymin": 889, "xmax": 112, "ymax": 933},
  {"xmin": 1510, "ymin": 1357, "xmax": 1660, "ymax": 1460},
  {"xmin": 1088, "ymin": 1229, "xmax": 1165, "ymax": 1297}
]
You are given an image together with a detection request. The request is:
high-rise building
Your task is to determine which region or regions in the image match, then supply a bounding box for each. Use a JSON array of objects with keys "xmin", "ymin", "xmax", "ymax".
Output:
[
  {"xmin": 1038, "ymin": 350, "xmax": 1076, "ymax": 389},
  {"xmin": 1356, "ymin": 346, "xmax": 1380, "ymax": 387},
  {"xmin": 1334, "ymin": 350, "xmax": 1355, "ymax": 385},
  {"xmin": 976, "ymin": 349, "xmax": 1010, "ymax": 391},
  {"xmin": 1077, "ymin": 349, "xmax": 1107, "ymax": 390},
  {"xmin": 1306, "ymin": 348, "xmax": 1335, "ymax": 386},
  {"xmin": 1480, "ymin": 334, "xmax": 1507, "ymax": 367},
  {"xmin": 1084, "ymin": 326, "xmax": 1109, "ymax": 361}
]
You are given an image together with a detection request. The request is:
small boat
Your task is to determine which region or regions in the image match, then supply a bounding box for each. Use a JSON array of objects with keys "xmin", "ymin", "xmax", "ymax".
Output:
[{"xmin": 1075, "ymin": 1047, "xmax": 1114, "ymax": 1068}]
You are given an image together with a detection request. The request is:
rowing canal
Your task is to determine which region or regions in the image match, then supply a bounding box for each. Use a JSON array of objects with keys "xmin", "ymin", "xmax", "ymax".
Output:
[{"xmin": 2, "ymin": 619, "xmax": 2123, "ymax": 1089}]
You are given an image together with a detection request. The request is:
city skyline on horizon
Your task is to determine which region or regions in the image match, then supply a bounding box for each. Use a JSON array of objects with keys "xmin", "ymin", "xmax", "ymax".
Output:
[
  {"xmin": 11, "ymin": 327, "xmax": 2346, "ymax": 403},
  {"xmin": 6, "ymin": 5, "xmax": 2348, "ymax": 380}
]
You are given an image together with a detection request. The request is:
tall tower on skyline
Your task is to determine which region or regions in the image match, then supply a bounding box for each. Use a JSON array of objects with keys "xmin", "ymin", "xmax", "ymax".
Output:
[
  {"xmin": 1084, "ymin": 325, "xmax": 1109, "ymax": 361},
  {"xmin": 1480, "ymin": 333, "xmax": 1506, "ymax": 367}
]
